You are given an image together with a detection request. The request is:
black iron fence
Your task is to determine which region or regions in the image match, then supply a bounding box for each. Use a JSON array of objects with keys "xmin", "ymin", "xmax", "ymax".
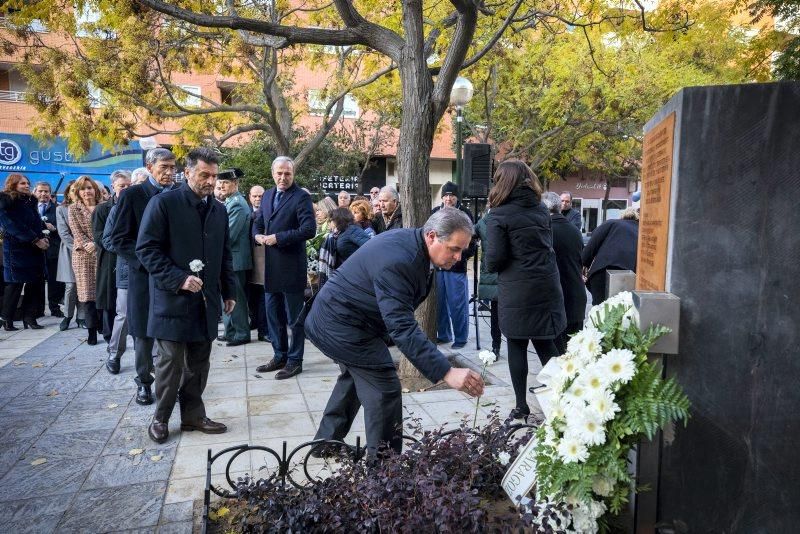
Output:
[{"xmin": 202, "ymin": 424, "xmax": 538, "ymax": 533}]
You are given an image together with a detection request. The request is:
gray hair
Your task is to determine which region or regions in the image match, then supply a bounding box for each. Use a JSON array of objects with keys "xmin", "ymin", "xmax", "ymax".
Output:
[
  {"xmin": 271, "ymin": 156, "xmax": 295, "ymax": 172},
  {"xmin": 423, "ymin": 207, "xmax": 474, "ymax": 241},
  {"xmin": 34, "ymin": 181, "xmax": 51, "ymax": 192},
  {"xmin": 130, "ymin": 167, "xmax": 152, "ymax": 184},
  {"xmin": 145, "ymin": 148, "xmax": 176, "ymax": 166},
  {"xmin": 185, "ymin": 147, "xmax": 221, "ymax": 169},
  {"xmin": 620, "ymin": 207, "xmax": 639, "ymax": 220},
  {"xmin": 542, "ymin": 192, "xmax": 561, "ymax": 214},
  {"xmin": 110, "ymin": 170, "xmax": 131, "ymax": 185},
  {"xmin": 379, "ymin": 185, "xmax": 398, "ymax": 200}
]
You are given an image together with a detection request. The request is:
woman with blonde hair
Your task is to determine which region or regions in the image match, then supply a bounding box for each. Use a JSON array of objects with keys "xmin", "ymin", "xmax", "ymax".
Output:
[
  {"xmin": 349, "ymin": 199, "xmax": 375, "ymax": 238},
  {"xmin": 68, "ymin": 175, "xmax": 102, "ymax": 345}
]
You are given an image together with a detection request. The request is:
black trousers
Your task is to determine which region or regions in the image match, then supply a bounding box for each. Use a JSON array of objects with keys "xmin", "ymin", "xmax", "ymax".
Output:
[
  {"xmin": 247, "ymin": 282, "xmax": 267, "ymax": 336},
  {"xmin": 555, "ymin": 320, "xmax": 584, "ymax": 356},
  {"xmin": 489, "ymin": 300, "xmax": 501, "ymax": 350},
  {"xmin": 45, "ymin": 257, "xmax": 65, "ymax": 312},
  {"xmin": 134, "ymin": 336, "xmax": 155, "ymax": 388},
  {"xmin": 78, "ymin": 300, "xmax": 100, "ymax": 329},
  {"xmin": 101, "ymin": 308, "xmax": 115, "ymax": 342},
  {"xmin": 153, "ymin": 339, "xmax": 212, "ymax": 423},
  {"xmin": 506, "ymin": 337, "xmax": 560, "ymax": 412},
  {"xmin": 587, "ymin": 270, "xmax": 607, "ymax": 306},
  {"xmin": 315, "ymin": 363, "xmax": 403, "ymax": 455},
  {"xmin": 2, "ymin": 279, "xmax": 44, "ymax": 323}
]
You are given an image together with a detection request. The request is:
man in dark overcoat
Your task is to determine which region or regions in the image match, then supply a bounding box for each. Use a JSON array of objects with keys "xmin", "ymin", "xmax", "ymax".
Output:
[
  {"xmin": 136, "ymin": 147, "xmax": 236, "ymax": 444},
  {"xmin": 93, "ymin": 170, "xmax": 131, "ymax": 345},
  {"xmin": 33, "ymin": 181, "xmax": 63, "ymax": 317},
  {"xmin": 109, "ymin": 148, "xmax": 177, "ymax": 405},
  {"xmin": 252, "ymin": 156, "xmax": 316, "ymax": 380},
  {"xmin": 307, "ymin": 208, "xmax": 485, "ymax": 455},
  {"xmin": 581, "ymin": 209, "xmax": 639, "ymax": 305},
  {"xmin": 543, "ymin": 192, "xmax": 587, "ymax": 354}
]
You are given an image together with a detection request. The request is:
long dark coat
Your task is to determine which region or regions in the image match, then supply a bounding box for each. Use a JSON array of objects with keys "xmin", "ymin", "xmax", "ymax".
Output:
[
  {"xmin": 0, "ymin": 192, "xmax": 46, "ymax": 283},
  {"xmin": 92, "ymin": 198, "xmax": 117, "ymax": 311},
  {"xmin": 551, "ymin": 213, "xmax": 587, "ymax": 324},
  {"xmin": 252, "ymin": 183, "xmax": 316, "ymax": 294},
  {"xmin": 136, "ymin": 183, "xmax": 236, "ymax": 343},
  {"xmin": 485, "ymin": 187, "xmax": 566, "ymax": 340},
  {"xmin": 581, "ymin": 218, "xmax": 639, "ymax": 277},
  {"xmin": 305, "ymin": 228, "xmax": 451, "ymax": 383},
  {"xmin": 474, "ymin": 213, "xmax": 498, "ymax": 301},
  {"xmin": 109, "ymin": 179, "xmax": 167, "ymax": 337},
  {"xmin": 41, "ymin": 201, "xmax": 61, "ymax": 263}
]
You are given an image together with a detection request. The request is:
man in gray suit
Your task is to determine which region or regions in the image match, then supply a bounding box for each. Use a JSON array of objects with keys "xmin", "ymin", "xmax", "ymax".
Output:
[{"xmin": 216, "ymin": 169, "xmax": 252, "ymax": 346}]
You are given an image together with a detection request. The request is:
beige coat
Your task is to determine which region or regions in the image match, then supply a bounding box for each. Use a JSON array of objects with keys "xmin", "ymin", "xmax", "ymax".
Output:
[
  {"xmin": 249, "ymin": 243, "xmax": 265, "ymax": 285},
  {"xmin": 68, "ymin": 203, "xmax": 97, "ymax": 302}
]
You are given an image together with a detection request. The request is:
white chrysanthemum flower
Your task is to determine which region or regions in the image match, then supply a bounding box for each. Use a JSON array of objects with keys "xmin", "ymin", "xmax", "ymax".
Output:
[
  {"xmin": 599, "ymin": 348, "xmax": 637, "ymax": 384},
  {"xmin": 549, "ymin": 397, "xmax": 567, "ymax": 420},
  {"xmin": 567, "ymin": 327, "xmax": 604, "ymax": 361},
  {"xmin": 564, "ymin": 380, "xmax": 589, "ymax": 407},
  {"xmin": 568, "ymin": 412, "xmax": 606, "ymax": 446},
  {"xmin": 576, "ymin": 364, "xmax": 609, "ymax": 394},
  {"xmin": 497, "ymin": 451, "xmax": 511, "ymax": 466},
  {"xmin": 587, "ymin": 389, "xmax": 620, "ymax": 422},
  {"xmin": 611, "ymin": 291, "xmax": 634, "ymax": 308},
  {"xmin": 592, "ymin": 476, "xmax": 615, "ymax": 497},
  {"xmin": 556, "ymin": 434, "xmax": 589, "ymax": 463},
  {"xmin": 559, "ymin": 355, "xmax": 580, "ymax": 379},
  {"xmin": 478, "ymin": 350, "xmax": 497, "ymax": 366}
]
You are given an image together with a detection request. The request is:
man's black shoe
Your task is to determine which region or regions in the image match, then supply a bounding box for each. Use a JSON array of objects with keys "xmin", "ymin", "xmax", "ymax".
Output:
[
  {"xmin": 257, "ymin": 334, "xmax": 270, "ymax": 342},
  {"xmin": 309, "ymin": 442, "xmax": 355, "ymax": 460},
  {"xmin": 148, "ymin": 420, "xmax": 169, "ymax": 444},
  {"xmin": 105, "ymin": 353, "xmax": 121, "ymax": 374},
  {"xmin": 256, "ymin": 358, "xmax": 286, "ymax": 373},
  {"xmin": 275, "ymin": 362, "xmax": 302, "ymax": 380},
  {"xmin": 136, "ymin": 385, "xmax": 154, "ymax": 405},
  {"xmin": 451, "ymin": 342, "xmax": 467, "ymax": 350},
  {"xmin": 216, "ymin": 335, "xmax": 228, "ymax": 342},
  {"xmin": 226, "ymin": 339, "xmax": 250, "ymax": 347},
  {"xmin": 181, "ymin": 417, "xmax": 227, "ymax": 434}
]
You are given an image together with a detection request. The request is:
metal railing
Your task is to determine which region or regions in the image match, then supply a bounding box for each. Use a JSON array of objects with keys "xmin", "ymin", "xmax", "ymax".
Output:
[
  {"xmin": 201, "ymin": 423, "xmax": 539, "ymax": 533},
  {"xmin": 0, "ymin": 90, "xmax": 28, "ymax": 102}
]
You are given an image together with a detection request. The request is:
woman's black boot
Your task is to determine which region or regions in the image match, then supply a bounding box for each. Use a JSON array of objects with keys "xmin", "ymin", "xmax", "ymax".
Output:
[{"xmin": 87, "ymin": 328, "xmax": 98, "ymax": 345}]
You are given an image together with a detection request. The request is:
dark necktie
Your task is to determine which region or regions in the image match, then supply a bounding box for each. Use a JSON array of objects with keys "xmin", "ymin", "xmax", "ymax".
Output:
[{"xmin": 273, "ymin": 191, "xmax": 283, "ymax": 211}]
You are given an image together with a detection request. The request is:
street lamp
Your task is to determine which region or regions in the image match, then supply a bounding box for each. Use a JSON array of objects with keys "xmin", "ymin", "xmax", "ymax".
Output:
[{"xmin": 450, "ymin": 76, "xmax": 474, "ymax": 192}]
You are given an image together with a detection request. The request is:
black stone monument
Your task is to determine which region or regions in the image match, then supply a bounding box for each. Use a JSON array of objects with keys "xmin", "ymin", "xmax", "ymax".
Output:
[{"xmin": 644, "ymin": 82, "xmax": 800, "ymax": 531}]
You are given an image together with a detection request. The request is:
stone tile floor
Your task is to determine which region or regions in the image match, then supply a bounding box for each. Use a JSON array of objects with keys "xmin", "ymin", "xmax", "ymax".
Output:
[{"xmin": 0, "ymin": 309, "xmax": 546, "ymax": 533}]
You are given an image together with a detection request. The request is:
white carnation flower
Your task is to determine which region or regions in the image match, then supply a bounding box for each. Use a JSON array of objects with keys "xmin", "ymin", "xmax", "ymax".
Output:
[
  {"xmin": 587, "ymin": 389, "xmax": 620, "ymax": 422},
  {"xmin": 189, "ymin": 259, "xmax": 205, "ymax": 273},
  {"xmin": 556, "ymin": 434, "xmax": 589, "ymax": 463},
  {"xmin": 598, "ymin": 348, "xmax": 637, "ymax": 384},
  {"xmin": 497, "ymin": 451, "xmax": 511, "ymax": 466},
  {"xmin": 567, "ymin": 412, "xmax": 606, "ymax": 446},
  {"xmin": 478, "ymin": 350, "xmax": 497, "ymax": 366},
  {"xmin": 570, "ymin": 500, "xmax": 605, "ymax": 534}
]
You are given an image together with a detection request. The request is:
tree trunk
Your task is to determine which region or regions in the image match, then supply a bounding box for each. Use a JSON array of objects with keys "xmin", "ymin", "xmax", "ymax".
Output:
[{"xmin": 396, "ymin": 56, "xmax": 438, "ymax": 380}]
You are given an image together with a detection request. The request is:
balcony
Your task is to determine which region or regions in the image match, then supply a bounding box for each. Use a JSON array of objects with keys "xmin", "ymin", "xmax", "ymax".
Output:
[{"xmin": 0, "ymin": 90, "xmax": 28, "ymax": 102}]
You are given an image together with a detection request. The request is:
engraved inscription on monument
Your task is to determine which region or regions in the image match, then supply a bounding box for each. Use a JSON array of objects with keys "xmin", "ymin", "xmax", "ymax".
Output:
[{"xmin": 636, "ymin": 112, "xmax": 675, "ymax": 291}]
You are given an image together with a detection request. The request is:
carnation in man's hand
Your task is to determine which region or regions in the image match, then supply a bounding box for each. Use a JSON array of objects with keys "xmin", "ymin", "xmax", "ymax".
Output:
[
  {"xmin": 189, "ymin": 259, "xmax": 205, "ymax": 273},
  {"xmin": 478, "ymin": 350, "xmax": 497, "ymax": 366}
]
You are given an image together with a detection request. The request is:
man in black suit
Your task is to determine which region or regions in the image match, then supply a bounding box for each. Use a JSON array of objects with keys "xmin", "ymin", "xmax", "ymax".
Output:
[
  {"xmin": 560, "ymin": 192, "xmax": 583, "ymax": 231},
  {"xmin": 109, "ymin": 148, "xmax": 177, "ymax": 405},
  {"xmin": 137, "ymin": 147, "xmax": 236, "ymax": 444},
  {"xmin": 253, "ymin": 156, "xmax": 316, "ymax": 379},
  {"xmin": 307, "ymin": 208, "xmax": 484, "ymax": 455},
  {"xmin": 33, "ymin": 181, "xmax": 64, "ymax": 317}
]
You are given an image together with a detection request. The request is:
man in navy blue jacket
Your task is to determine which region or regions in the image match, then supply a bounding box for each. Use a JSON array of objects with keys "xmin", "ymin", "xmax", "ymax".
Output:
[
  {"xmin": 307, "ymin": 208, "xmax": 485, "ymax": 455},
  {"xmin": 253, "ymin": 156, "xmax": 316, "ymax": 379},
  {"xmin": 136, "ymin": 148, "xmax": 236, "ymax": 444}
]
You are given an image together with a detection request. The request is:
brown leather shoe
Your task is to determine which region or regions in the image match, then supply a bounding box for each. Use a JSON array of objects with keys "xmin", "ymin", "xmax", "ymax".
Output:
[
  {"xmin": 256, "ymin": 358, "xmax": 286, "ymax": 373},
  {"xmin": 181, "ymin": 417, "xmax": 227, "ymax": 434},
  {"xmin": 148, "ymin": 420, "xmax": 169, "ymax": 444}
]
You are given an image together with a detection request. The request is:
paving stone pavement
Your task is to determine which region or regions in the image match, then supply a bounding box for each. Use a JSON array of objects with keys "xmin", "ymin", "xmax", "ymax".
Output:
[{"xmin": 0, "ymin": 302, "xmax": 548, "ymax": 533}]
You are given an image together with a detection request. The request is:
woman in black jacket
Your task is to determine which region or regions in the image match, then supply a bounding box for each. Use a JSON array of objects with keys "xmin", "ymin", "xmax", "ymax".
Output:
[
  {"xmin": 330, "ymin": 208, "xmax": 370, "ymax": 266},
  {"xmin": 0, "ymin": 174, "xmax": 49, "ymax": 330},
  {"xmin": 486, "ymin": 160, "xmax": 566, "ymax": 420}
]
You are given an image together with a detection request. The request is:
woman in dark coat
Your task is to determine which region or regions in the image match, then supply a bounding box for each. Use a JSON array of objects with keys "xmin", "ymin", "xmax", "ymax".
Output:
[
  {"xmin": 581, "ymin": 209, "xmax": 639, "ymax": 305},
  {"xmin": 330, "ymin": 208, "xmax": 370, "ymax": 266},
  {"xmin": 0, "ymin": 174, "xmax": 48, "ymax": 330},
  {"xmin": 485, "ymin": 160, "xmax": 566, "ymax": 420}
]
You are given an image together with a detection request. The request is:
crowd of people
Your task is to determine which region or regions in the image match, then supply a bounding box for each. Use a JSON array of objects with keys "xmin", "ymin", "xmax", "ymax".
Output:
[{"xmin": 0, "ymin": 149, "xmax": 638, "ymax": 450}]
